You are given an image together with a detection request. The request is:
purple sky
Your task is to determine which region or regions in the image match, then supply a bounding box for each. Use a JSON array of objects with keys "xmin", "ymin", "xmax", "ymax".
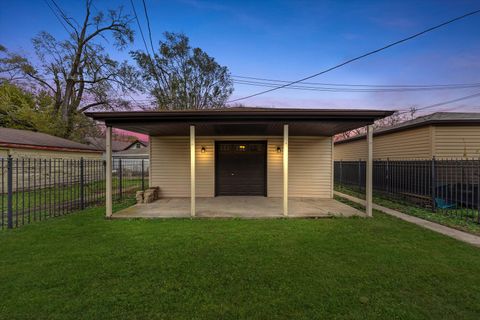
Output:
[{"xmin": 1, "ymin": 0, "xmax": 479, "ymax": 114}]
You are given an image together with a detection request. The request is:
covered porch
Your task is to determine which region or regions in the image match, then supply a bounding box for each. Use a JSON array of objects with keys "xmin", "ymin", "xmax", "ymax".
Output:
[
  {"xmin": 86, "ymin": 108, "xmax": 394, "ymax": 219},
  {"xmin": 112, "ymin": 196, "xmax": 365, "ymax": 218}
]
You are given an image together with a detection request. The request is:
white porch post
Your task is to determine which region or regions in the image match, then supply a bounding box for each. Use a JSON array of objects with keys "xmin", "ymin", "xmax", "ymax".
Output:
[
  {"xmin": 190, "ymin": 125, "xmax": 196, "ymax": 217},
  {"xmin": 366, "ymin": 124, "xmax": 373, "ymax": 217},
  {"xmin": 106, "ymin": 126, "xmax": 113, "ymax": 218},
  {"xmin": 283, "ymin": 124, "xmax": 289, "ymax": 216}
]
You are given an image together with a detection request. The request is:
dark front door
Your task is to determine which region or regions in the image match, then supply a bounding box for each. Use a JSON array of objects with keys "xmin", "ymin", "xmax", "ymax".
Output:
[{"xmin": 215, "ymin": 141, "xmax": 267, "ymax": 196}]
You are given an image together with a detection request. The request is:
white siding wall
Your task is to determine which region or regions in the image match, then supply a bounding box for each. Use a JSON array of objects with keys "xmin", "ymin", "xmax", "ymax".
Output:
[{"xmin": 150, "ymin": 135, "xmax": 332, "ymax": 198}]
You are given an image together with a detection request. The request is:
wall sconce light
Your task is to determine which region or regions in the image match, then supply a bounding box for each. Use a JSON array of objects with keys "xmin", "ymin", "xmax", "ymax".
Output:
[
  {"xmin": 276, "ymin": 146, "xmax": 282, "ymax": 153},
  {"xmin": 201, "ymin": 146, "xmax": 206, "ymax": 153}
]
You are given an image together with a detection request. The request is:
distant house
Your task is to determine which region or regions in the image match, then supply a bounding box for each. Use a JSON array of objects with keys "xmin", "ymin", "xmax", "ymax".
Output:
[
  {"xmin": 113, "ymin": 147, "xmax": 149, "ymax": 159},
  {"xmin": 86, "ymin": 137, "xmax": 147, "ymax": 152},
  {"xmin": 0, "ymin": 127, "xmax": 102, "ymax": 159},
  {"xmin": 335, "ymin": 112, "xmax": 480, "ymax": 160}
]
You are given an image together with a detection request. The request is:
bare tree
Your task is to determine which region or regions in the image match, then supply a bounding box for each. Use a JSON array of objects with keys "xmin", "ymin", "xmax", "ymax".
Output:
[
  {"xmin": 335, "ymin": 107, "xmax": 418, "ymax": 141},
  {"xmin": 0, "ymin": 0, "xmax": 138, "ymax": 138}
]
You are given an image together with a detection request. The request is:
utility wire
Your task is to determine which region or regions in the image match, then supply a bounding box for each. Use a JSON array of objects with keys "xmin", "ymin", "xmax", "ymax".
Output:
[
  {"xmin": 397, "ymin": 92, "xmax": 480, "ymax": 115},
  {"xmin": 43, "ymin": 0, "xmax": 71, "ymax": 35},
  {"xmin": 228, "ymin": 9, "xmax": 480, "ymax": 103},
  {"xmin": 233, "ymin": 79, "xmax": 480, "ymax": 92},
  {"xmin": 129, "ymin": 0, "xmax": 163, "ymax": 93},
  {"xmin": 142, "ymin": 0, "xmax": 156, "ymax": 55},
  {"xmin": 232, "ymin": 75, "xmax": 480, "ymax": 88},
  {"xmin": 130, "ymin": 0, "xmax": 152, "ymax": 57}
]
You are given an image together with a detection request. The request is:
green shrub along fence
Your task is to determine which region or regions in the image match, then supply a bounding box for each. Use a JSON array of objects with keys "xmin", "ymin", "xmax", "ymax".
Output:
[
  {"xmin": 0, "ymin": 156, "xmax": 149, "ymax": 229},
  {"xmin": 334, "ymin": 158, "xmax": 480, "ymax": 223}
]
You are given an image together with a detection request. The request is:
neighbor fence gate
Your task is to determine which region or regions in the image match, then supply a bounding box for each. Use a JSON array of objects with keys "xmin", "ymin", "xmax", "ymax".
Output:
[
  {"xmin": 0, "ymin": 156, "xmax": 149, "ymax": 229},
  {"xmin": 334, "ymin": 158, "xmax": 480, "ymax": 223}
]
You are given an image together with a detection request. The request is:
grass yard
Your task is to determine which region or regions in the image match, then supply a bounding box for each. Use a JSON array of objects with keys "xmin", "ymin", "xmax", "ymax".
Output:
[
  {"xmin": 335, "ymin": 185, "xmax": 480, "ymax": 236},
  {"xmin": 1, "ymin": 202, "xmax": 480, "ymax": 319}
]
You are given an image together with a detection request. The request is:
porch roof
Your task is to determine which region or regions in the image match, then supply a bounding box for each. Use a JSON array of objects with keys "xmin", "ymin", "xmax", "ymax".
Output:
[{"xmin": 86, "ymin": 107, "xmax": 394, "ymax": 136}]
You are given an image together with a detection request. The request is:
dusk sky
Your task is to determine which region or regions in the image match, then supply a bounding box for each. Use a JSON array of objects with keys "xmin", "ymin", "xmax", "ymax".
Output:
[{"xmin": 1, "ymin": 0, "xmax": 479, "ymax": 114}]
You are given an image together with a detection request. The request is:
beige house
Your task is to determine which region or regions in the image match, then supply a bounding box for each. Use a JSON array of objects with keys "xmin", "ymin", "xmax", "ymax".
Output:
[
  {"xmin": 87, "ymin": 108, "xmax": 392, "ymax": 218},
  {"xmin": 0, "ymin": 127, "xmax": 102, "ymax": 159},
  {"xmin": 335, "ymin": 112, "xmax": 480, "ymax": 160}
]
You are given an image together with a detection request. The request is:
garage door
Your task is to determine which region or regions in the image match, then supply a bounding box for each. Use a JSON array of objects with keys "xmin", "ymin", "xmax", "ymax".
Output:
[{"xmin": 215, "ymin": 141, "xmax": 267, "ymax": 196}]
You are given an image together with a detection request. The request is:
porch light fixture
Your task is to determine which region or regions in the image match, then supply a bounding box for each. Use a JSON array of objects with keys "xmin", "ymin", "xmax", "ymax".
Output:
[
  {"xmin": 276, "ymin": 146, "xmax": 282, "ymax": 153},
  {"xmin": 201, "ymin": 146, "xmax": 206, "ymax": 153}
]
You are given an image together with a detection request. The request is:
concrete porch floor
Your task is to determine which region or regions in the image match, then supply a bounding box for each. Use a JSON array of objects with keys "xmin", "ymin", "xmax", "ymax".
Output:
[{"xmin": 113, "ymin": 197, "xmax": 365, "ymax": 219}]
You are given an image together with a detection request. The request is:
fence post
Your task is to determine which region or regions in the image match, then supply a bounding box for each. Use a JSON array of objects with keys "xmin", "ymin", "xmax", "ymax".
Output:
[
  {"xmin": 386, "ymin": 158, "xmax": 390, "ymax": 193},
  {"xmin": 431, "ymin": 156, "xmax": 436, "ymax": 212},
  {"xmin": 80, "ymin": 157, "xmax": 85, "ymax": 210},
  {"xmin": 7, "ymin": 155, "xmax": 13, "ymax": 229},
  {"xmin": 118, "ymin": 159, "xmax": 123, "ymax": 200},
  {"xmin": 339, "ymin": 160, "xmax": 343, "ymax": 185},
  {"xmin": 141, "ymin": 159, "xmax": 145, "ymax": 191},
  {"xmin": 358, "ymin": 159, "xmax": 362, "ymax": 190}
]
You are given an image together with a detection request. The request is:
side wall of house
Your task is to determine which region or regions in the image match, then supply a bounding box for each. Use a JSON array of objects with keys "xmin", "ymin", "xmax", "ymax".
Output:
[
  {"xmin": 149, "ymin": 135, "xmax": 332, "ymax": 198},
  {"xmin": 334, "ymin": 126, "xmax": 432, "ymax": 160},
  {"xmin": 433, "ymin": 125, "xmax": 480, "ymax": 158}
]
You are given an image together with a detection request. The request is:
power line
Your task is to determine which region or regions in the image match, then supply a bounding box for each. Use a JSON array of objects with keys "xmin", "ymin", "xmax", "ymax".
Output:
[
  {"xmin": 232, "ymin": 75, "xmax": 480, "ymax": 89},
  {"xmin": 129, "ymin": 0, "xmax": 152, "ymax": 57},
  {"xmin": 233, "ymin": 79, "xmax": 480, "ymax": 92},
  {"xmin": 397, "ymin": 91, "xmax": 480, "ymax": 115},
  {"xmin": 228, "ymin": 9, "xmax": 480, "ymax": 103},
  {"xmin": 142, "ymin": 0, "xmax": 156, "ymax": 55},
  {"xmin": 129, "ymin": 0, "xmax": 163, "ymax": 94},
  {"xmin": 43, "ymin": 0, "xmax": 71, "ymax": 35}
]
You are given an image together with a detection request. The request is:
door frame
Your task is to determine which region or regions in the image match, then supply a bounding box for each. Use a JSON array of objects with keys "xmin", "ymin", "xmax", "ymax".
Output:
[{"xmin": 214, "ymin": 140, "xmax": 268, "ymax": 197}]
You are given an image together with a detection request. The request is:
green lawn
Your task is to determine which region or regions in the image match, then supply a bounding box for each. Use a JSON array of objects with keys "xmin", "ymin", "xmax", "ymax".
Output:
[
  {"xmin": 1, "ymin": 202, "xmax": 480, "ymax": 319},
  {"xmin": 335, "ymin": 185, "xmax": 480, "ymax": 236}
]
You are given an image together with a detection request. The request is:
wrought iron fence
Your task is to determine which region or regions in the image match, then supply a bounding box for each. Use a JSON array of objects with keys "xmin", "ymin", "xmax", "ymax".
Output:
[
  {"xmin": 334, "ymin": 158, "xmax": 480, "ymax": 223},
  {"xmin": 0, "ymin": 157, "xmax": 149, "ymax": 229}
]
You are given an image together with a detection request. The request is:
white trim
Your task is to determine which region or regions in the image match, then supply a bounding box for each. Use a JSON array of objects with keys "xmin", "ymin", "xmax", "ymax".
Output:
[
  {"xmin": 190, "ymin": 125, "xmax": 196, "ymax": 217},
  {"xmin": 283, "ymin": 124, "xmax": 289, "ymax": 216},
  {"xmin": 330, "ymin": 136, "xmax": 334, "ymax": 198},
  {"xmin": 366, "ymin": 125, "xmax": 373, "ymax": 217},
  {"xmin": 106, "ymin": 127, "xmax": 113, "ymax": 218}
]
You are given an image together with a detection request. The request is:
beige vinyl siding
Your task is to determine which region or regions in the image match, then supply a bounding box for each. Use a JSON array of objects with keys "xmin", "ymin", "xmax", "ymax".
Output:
[
  {"xmin": 374, "ymin": 126, "xmax": 432, "ymax": 159},
  {"xmin": 149, "ymin": 136, "xmax": 190, "ymax": 197},
  {"xmin": 150, "ymin": 135, "xmax": 333, "ymax": 198},
  {"xmin": 195, "ymin": 137, "xmax": 215, "ymax": 196},
  {"xmin": 433, "ymin": 125, "xmax": 480, "ymax": 158},
  {"xmin": 267, "ymin": 137, "xmax": 283, "ymax": 197},
  {"xmin": 289, "ymin": 137, "xmax": 332, "ymax": 197},
  {"xmin": 334, "ymin": 126, "xmax": 432, "ymax": 160},
  {"xmin": 334, "ymin": 139, "xmax": 367, "ymax": 161}
]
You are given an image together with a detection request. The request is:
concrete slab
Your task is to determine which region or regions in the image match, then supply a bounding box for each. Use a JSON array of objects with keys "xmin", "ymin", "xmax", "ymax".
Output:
[{"xmin": 113, "ymin": 196, "xmax": 365, "ymax": 219}]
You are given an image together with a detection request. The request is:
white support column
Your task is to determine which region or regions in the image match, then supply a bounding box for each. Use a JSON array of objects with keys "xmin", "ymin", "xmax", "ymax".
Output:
[
  {"xmin": 106, "ymin": 126, "xmax": 113, "ymax": 218},
  {"xmin": 283, "ymin": 124, "xmax": 289, "ymax": 216},
  {"xmin": 366, "ymin": 124, "xmax": 373, "ymax": 217},
  {"xmin": 190, "ymin": 125, "xmax": 196, "ymax": 217}
]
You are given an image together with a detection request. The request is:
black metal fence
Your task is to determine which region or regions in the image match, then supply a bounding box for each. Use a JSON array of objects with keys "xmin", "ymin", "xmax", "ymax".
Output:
[
  {"xmin": 334, "ymin": 158, "xmax": 480, "ymax": 223},
  {"xmin": 0, "ymin": 156, "xmax": 149, "ymax": 229}
]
